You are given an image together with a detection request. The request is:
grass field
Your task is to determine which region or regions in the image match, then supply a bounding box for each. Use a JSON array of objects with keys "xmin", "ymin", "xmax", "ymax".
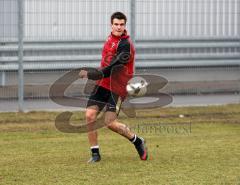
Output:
[{"xmin": 0, "ymin": 104, "xmax": 240, "ymax": 185}]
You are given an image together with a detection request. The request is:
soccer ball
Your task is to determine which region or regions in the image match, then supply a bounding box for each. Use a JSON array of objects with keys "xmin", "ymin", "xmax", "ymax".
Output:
[{"xmin": 126, "ymin": 77, "xmax": 148, "ymax": 97}]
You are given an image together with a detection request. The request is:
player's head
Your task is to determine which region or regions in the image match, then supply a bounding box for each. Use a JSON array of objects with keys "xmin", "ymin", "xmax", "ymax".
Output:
[{"xmin": 111, "ymin": 12, "xmax": 127, "ymax": 37}]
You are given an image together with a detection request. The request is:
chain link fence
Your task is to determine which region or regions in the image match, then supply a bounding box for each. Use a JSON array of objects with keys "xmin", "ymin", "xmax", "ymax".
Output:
[{"xmin": 0, "ymin": 0, "xmax": 240, "ymax": 112}]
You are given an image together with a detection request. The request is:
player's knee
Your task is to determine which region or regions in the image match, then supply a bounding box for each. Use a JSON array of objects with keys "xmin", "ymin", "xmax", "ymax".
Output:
[
  {"xmin": 106, "ymin": 122, "xmax": 115, "ymax": 131},
  {"xmin": 105, "ymin": 118, "xmax": 116, "ymax": 129},
  {"xmin": 85, "ymin": 110, "xmax": 97, "ymax": 123}
]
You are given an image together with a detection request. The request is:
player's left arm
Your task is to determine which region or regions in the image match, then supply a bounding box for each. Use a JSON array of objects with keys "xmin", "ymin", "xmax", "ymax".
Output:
[{"xmin": 83, "ymin": 39, "xmax": 130, "ymax": 80}]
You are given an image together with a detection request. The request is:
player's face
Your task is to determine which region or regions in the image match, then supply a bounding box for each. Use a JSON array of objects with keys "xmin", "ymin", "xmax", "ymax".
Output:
[{"xmin": 111, "ymin": 19, "xmax": 126, "ymax": 37}]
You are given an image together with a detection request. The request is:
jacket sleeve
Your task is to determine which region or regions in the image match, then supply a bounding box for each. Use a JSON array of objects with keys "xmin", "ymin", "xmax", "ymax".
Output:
[{"xmin": 87, "ymin": 39, "xmax": 130, "ymax": 80}]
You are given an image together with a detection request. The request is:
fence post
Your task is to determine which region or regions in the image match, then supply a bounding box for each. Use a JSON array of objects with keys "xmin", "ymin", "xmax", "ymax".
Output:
[
  {"xmin": 130, "ymin": 0, "xmax": 136, "ymax": 72},
  {"xmin": 0, "ymin": 71, "xmax": 6, "ymax": 86},
  {"xmin": 130, "ymin": 0, "xmax": 136, "ymax": 43},
  {"xmin": 18, "ymin": 0, "xmax": 24, "ymax": 112}
]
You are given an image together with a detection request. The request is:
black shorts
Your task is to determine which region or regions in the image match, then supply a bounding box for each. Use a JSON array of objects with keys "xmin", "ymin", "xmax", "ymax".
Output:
[{"xmin": 87, "ymin": 85, "xmax": 120, "ymax": 112}]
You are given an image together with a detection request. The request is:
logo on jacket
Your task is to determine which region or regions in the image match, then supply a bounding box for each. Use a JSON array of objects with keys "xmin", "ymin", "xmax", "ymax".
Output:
[{"xmin": 111, "ymin": 42, "xmax": 115, "ymax": 48}]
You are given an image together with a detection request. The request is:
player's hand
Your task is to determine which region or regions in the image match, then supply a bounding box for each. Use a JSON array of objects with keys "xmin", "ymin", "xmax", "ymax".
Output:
[{"xmin": 79, "ymin": 70, "xmax": 88, "ymax": 78}]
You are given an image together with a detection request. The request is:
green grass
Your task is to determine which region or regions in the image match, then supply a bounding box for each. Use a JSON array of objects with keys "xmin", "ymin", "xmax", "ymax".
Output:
[{"xmin": 0, "ymin": 104, "xmax": 240, "ymax": 185}]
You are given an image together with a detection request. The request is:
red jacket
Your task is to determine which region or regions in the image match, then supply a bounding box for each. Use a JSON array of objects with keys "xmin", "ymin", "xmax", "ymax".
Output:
[{"xmin": 88, "ymin": 31, "xmax": 135, "ymax": 98}]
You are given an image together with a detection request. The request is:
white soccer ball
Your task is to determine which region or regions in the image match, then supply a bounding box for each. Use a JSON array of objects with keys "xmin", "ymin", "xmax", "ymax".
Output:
[
  {"xmin": 126, "ymin": 78, "xmax": 148, "ymax": 97},
  {"xmin": 179, "ymin": 114, "xmax": 184, "ymax": 118}
]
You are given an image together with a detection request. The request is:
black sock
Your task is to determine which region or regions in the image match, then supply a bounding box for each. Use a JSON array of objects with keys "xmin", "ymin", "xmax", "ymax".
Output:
[
  {"xmin": 129, "ymin": 135, "xmax": 142, "ymax": 146},
  {"xmin": 91, "ymin": 147, "xmax": 100, "ymax": 155}
]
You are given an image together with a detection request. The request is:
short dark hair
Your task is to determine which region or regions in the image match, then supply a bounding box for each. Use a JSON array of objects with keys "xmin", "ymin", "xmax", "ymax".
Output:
[{"xmin": 111, "ymin": 12, "xmax": 127, "ymax": 24}]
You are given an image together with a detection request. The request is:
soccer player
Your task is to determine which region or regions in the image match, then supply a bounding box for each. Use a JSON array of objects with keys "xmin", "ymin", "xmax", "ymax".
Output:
[{"xmin": 79, "ymin": 12, "xmax": 148, "ymax": 163}]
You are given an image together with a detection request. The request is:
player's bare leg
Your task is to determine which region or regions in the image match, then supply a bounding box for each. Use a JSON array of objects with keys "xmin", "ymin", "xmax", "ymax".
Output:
[
  {"xmin": 85, "ymin": 106, "xmax": 101, "ymax": 163},
  {"xmin": 104, "ymin": 111, "xmax": 133, "ymax": 138},
  {"xmin": 105, "ymin": 112, "xmax": 148, "ymax": 160},
  {"xmin": 86, "ymin": 106, "xmax": 98, "ymax": 145}
]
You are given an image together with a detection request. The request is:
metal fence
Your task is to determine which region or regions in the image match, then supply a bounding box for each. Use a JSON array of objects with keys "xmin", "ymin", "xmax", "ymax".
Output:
[
  {"xmin": 0, "ymin": 0, "xmax": 240, "ymax": 112},
  {"xmin": 2, "ymin": 0, "xmax": 240, "ymax": 40},
  {"xmin": 1, "ymin": 0, "xmax": 239, "ymax": 68}
]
